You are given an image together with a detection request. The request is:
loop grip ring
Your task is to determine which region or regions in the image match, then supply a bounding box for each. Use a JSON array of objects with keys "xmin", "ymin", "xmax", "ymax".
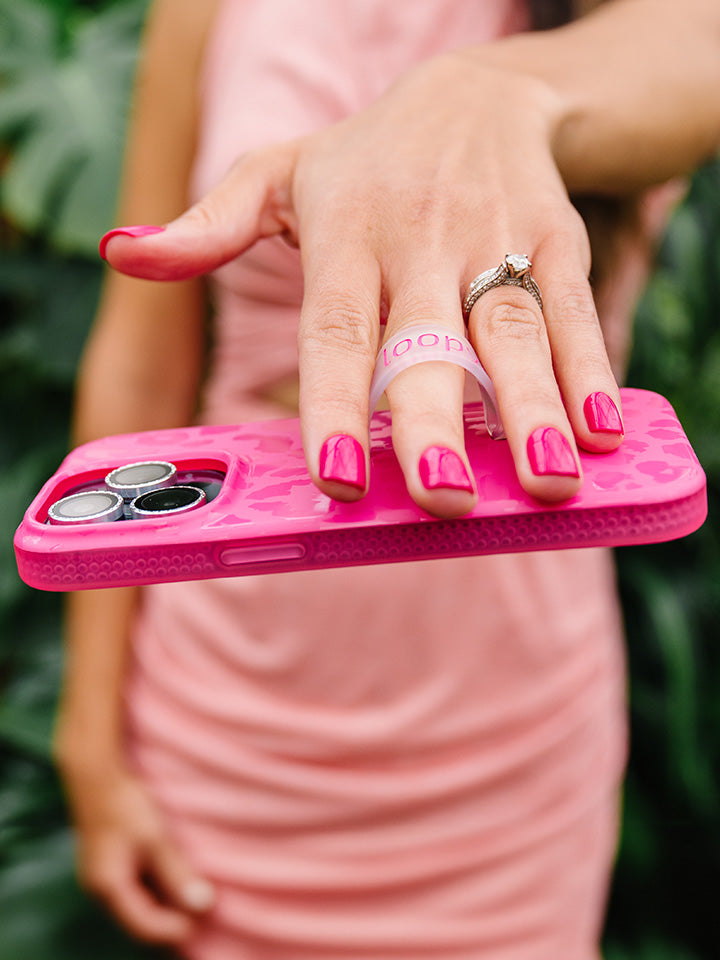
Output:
[{"xmin": 369, "ymin": 324, "xmax": 505, "ymax": 439}]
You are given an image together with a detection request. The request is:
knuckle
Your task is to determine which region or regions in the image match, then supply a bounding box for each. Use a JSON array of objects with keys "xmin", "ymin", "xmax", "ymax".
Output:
[
  {"xmin": 388, "ymin": 300, "xmax": 448, "ymax": 328},
  {"xmin": 399, "ymin": 183, "xmax": 442, "ymax": 230},
  {"xmin": 302, "ymin": 301, "xmax": 377, "ymax": 358},
  {"xmin": 397, "ymin": 181, "xmax": 471, "ymax": 246},
  {"xmin": 572, "ymin": 352, "xmax": 614, "ymax": 383},
  {"xmin": 181, "ymin": 201, "xmax": 218, "ymax": 232},
  {"xmin": 552, "ymin": 283, "xmax": 597, "ymax": 326},
  {"xmin": 501, "ymin": 392, "xmax": 556, "ymax": 425},
  {"xmin": 354, "ymin": 179, "xmax": 462, "ymax": 251},
  {"xmin": 482, "ymin": 298, "xmax": 545, "ymax": 342},
  {"xmin": 309, "ymin": 390, "xmax": 368, "ymax": 421},
  {"xmin": 507, "ymin": 382, "xmax": 560, "ymax": 414}
]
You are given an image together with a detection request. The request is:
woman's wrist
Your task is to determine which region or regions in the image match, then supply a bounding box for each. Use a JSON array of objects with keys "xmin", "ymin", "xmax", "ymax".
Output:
[
  {"xmin": 53, "ymin": 715, "xmax": 127, "ymax": 781},
  {"xmin": 469, "ymin": 3, "xmax": 720, "ymax": 194},
  {"xmin": 396, "ymin": 48, "xmax": 569, "ymax": 183}
]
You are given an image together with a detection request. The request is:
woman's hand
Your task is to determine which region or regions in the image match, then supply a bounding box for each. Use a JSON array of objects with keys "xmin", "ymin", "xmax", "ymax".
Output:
[
  {"xmin": 58, "ymin": 757, "xmax": 214, "ymax": 945},
  {"xmin": 100, "ymin": 51, "xmax": 626, "ymax": 517}
]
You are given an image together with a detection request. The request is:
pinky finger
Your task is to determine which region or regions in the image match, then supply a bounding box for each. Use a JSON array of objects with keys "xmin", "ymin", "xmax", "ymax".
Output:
[{"xmin": 535, "ymin": 237, "xmax": 625, "ymax": 454}]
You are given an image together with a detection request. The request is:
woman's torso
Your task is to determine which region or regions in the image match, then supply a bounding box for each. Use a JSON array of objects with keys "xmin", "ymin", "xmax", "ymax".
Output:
[
  {"xmin": 130, "ymin": 0, "xmax": 625, "ymax": 805},
  {"xmin": 126, "ymin": 7, "xmax": 628, "ymax": 955}
]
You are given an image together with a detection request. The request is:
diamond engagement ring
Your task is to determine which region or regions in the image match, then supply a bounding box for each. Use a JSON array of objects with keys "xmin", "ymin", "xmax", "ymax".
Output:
[{"xmin": 462, "ymin": 254, "xmax": 543, "ymax": 322}]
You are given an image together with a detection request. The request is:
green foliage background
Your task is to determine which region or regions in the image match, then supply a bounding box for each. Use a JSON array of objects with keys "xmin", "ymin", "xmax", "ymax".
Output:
[{"xmin": 0, "ymin": 2, "xmax": 718, "ymax": 957}]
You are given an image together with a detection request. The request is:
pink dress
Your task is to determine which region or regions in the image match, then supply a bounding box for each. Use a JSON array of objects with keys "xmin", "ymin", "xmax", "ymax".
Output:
[{"xmin": 125, "ymin": 2, "xmax": 628, "ymax": 957}]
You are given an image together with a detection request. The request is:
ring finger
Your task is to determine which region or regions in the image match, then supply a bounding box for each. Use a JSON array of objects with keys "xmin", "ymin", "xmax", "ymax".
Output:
[{"xmin": 467, "ymin": 249, "xmax": 615, "ymax": 502}]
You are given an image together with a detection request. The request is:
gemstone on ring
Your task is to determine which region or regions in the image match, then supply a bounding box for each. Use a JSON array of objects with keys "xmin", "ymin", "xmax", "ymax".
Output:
[
  {"xmin": 504, "ymin": 253, "xmax": 532, "ymax": 277},
  {"xmin": 462, "ymin": 253, "xmax": 543, "ymax": 321}
]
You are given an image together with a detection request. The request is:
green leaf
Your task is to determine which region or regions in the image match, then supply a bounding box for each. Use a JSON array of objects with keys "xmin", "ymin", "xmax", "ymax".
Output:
[
  {"xmin": 0, "ymin": 2, "xmax": 55, "ymax": 77},
  {"xmin": 0, "ymin": 0, "xmax": 147, "ymax": 254},
  {"xmin": 0, "ymin": 830, "xmax": 80, "ymax": 954},
  {"xmin": 1, "ymin": 113, "xmax": 84, "ymax": 229}
]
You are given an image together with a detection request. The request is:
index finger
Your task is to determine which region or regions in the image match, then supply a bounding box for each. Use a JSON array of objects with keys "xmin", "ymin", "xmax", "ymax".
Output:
[{"xmin": 297, "ymin": 239, "xmax": 381, "ymax": 501}]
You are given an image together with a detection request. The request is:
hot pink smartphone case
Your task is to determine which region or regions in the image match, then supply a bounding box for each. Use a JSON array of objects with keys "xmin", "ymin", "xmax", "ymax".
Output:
[{"xmin": 14, "ymin": 388, "xmax": 707, "ymax": 592}]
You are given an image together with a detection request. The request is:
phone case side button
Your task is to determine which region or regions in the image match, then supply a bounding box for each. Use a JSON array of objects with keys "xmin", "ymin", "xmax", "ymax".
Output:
[{"xmin": 218, "ymin": 543, "xmax": 306, "ymax": 566}]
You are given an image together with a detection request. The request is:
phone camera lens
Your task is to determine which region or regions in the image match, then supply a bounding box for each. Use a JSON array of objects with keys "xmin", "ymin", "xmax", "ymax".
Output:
[
  {"xmin": 105, "ymin": 460, "xmax": 177, "ymax": 500},
  {"xmin": 105, "ymin": 460, "xmax": 177, "ymax": 499},
  {"xmin": 130, "ymin": 485, "xmax": 206, "ymax": 518},
  {"xmin": 106, "ymin": 461, "xmax": 178, "ymax": 517},
  {"xmin": 178, "ymin": 469, "xmax": 225, "ymax": 502},
  {"xmin": 48, "ymin": 490, "xmax": 125, "ymax": 525}
]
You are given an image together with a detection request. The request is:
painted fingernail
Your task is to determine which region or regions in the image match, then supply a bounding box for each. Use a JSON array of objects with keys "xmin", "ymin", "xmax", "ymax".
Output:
[
  {"xmin": 182, "ymin": 879, "xmax": 215, "ymax": 911},
  {"xmin": 319, "ymin": 434, "xmax": 366, "ymax": 489},
  {"xmin": 527, "ymin": 427, "xmax": 580, "ymax": 477},
  {"xmin": 419, "ymin": 446, "xmax": 474, "ymax": 492},
  {"xmin": 99, "ymin": 225, "xmax": 165, "ymax": 259},
  {"xmin": 584, "ymin": 392, "xmax": 624, "ymax": 435}
]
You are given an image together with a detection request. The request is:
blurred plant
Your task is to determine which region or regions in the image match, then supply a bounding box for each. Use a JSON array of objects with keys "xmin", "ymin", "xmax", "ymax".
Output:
[
  {"xmin": 1, "ymin": 1, "xmax": 719, "ymax": 957},
  {"xmin": 0, "ymin": 1, "xmax": 156, "ymax": 957},
  {"xmin": 0, "ymin": 0, "xmax": 145, "ymax": 253},
  {"xmin": 604, "ymin": 160, "xmax": 720, "ymax": 960}
]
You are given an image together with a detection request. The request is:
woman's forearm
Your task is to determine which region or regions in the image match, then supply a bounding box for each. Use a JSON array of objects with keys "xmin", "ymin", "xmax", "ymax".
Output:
[
  {"xmin": 477, "ymin": 0, "xmax": 720, "ymax": 193},
  {"xmin": 54, "ymin": 5, "xmax": 219, "ymax": 940},
  {"xmin": 55, "ymin": 587, "xmax": 140, "ymax": 775}
]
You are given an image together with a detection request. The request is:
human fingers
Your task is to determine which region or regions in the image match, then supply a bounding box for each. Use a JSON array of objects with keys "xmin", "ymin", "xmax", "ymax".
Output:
[
  {"xmin": 465, "ymin": 253, "xmax": 579, "ymax": 503},
  {"xmin": 297, "ymin": 235, "xmax": 381, "ymax": 503},
  {"xmin": 99, "ymin": 142, "xmax": 300, "ymax": 280},
  {"xmin": 81, "ymin": 836, "xmax": 194, "ymax": 944},
  {"xmin": 467, "ymin": 240, "xmax": 622, "ymax": 502},
  {"xmin": 534, "ymin": 230, "xmax": 624, "ymax": 453},
  {"xmin": 379, "ymin": 269, "xmax": 477, "ymax": 519},
  {"xmin": 299, "ymin": 255, "xmax": 479, "ymax": 519},
  {"xmin": 147, "ymin": 832, "xmax": 215, "ymax": 916}
]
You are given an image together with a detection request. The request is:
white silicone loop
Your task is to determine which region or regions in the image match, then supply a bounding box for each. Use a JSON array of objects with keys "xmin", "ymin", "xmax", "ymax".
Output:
[{"xmin": 369, "ymin": 324, "xmax": 505, "ymax": 438}]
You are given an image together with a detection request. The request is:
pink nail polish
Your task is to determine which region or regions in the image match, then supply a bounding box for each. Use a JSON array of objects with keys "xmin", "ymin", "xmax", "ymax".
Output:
[
  {"xmin": 527, "ymin": 428, "xmax": 579, "ymax": 477},
  {"xmin": 418, "ymin": 447, "xmax": 474, "ymax": 492},
  {"xmin": 584, "ymin": 392, "xmax": 624, "ymax": 435},
  {"xmin": 98, "ymin": 225, "xmax": 165, "ymax": 259},
  {"xmin": 319, "ymin": 434, "xmax": 366, "ymax": 489}
]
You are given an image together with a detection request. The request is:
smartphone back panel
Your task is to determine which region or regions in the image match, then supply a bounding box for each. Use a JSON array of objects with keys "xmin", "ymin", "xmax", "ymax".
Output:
[{"xmin": 14, "ymin": 389, "xmax": 707, "ymax": 591}]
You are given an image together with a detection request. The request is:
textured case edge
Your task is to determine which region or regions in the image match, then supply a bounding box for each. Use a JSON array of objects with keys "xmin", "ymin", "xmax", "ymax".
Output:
[{"xmin": 16, "ymin": 486, "xmax": 707, "ymax": 591}]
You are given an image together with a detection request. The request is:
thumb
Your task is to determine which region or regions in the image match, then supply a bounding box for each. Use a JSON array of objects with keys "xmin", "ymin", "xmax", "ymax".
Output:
[
  {"xmin": 147, "ymin": 835, "xmax": 215, "ymax": 915},
  {"xmin": 99, "ymin": 141, "xmax": 300, "ymax": 281}
]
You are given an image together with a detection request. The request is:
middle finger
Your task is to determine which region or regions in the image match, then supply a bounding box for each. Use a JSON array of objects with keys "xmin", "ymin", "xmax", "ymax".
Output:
[{"xmin": 381, "ymin": 266, "xmax": 477, "ymax": 518}]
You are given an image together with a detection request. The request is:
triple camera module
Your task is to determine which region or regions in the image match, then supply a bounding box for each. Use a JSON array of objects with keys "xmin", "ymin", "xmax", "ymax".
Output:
[{"xmin": 47, "ymin": 461, "xmax": 223, "ymax": 525}]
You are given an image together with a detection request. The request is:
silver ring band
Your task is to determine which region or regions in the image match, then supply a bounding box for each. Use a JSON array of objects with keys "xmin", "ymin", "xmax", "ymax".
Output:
[{"xmin": 463, "ymin": 254, "xmax": 543, "ymax": 322}]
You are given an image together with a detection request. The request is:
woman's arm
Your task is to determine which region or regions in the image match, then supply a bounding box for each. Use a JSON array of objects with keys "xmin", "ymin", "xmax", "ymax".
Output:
[
  {"xmin": 481, "ymin": 0, "xmax": 720, "ymax": 193},
  {"xmin": 54, "ymin": 0, "xmax": 219, "ymax": 945}
]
